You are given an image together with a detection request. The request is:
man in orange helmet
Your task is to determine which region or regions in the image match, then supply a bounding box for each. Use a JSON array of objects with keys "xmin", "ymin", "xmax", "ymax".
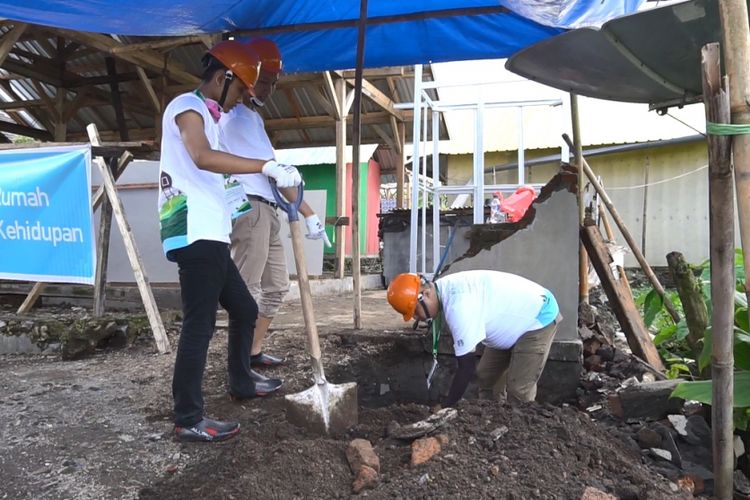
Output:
[
  {"xmin": 158, "ymin": 40, "xmax": 300, "ymax": 442},
  {"xmin": 220, "ymin": 37, "xmax": 331, "ymax": 374},
  {"xmin": 387, "ymin": 270, "xmax": 561, "ymax": 408}
]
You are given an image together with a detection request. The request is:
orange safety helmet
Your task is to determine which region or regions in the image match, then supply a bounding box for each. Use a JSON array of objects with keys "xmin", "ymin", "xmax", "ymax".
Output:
[
  {"xmin": 207, "ymin": 40, "xmax": 261, "ymax": 95},
  {"xmin": 246, "ymin": 37, "xmax": 283, "ymax": 74},
  {"xmin": 387, "ymin": 273, "xmax": 421, "ymax": 321}
]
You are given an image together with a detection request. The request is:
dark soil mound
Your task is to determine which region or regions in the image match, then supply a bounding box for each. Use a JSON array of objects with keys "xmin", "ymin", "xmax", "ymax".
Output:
[{"xmin": 140, "ymin": 399, "xmax": 687, "ymax": 499}]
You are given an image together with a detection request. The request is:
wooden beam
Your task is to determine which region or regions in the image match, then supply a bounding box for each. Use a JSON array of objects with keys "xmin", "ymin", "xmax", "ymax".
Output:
[
  {"xmin": 136, "ymin": 66, "xmax": 161, "ymax": 112},
  {"xmin": 371, "ymin": 123, "xmax": 398, "ymax": 152},
  {"xmin": 322, "ymin": 72, "xmax": 341, "ymax": 120},
  {"xmin": 335, "ymin": 77, "xmax": 347, "ymax": 279},
  {"xmin": 346, "ymin": 78, "xmax": 405, "ymax": 120},
  {"xmin": 63, "ymin": 86, "xmax": 91, "ymax": 122},
  {"xmin": 93, "ymin": 157, "xmax": 116, "ymax": 316},
  {"xmin": 105, "ymin": 57, "xmax": 129, "ymax": 141},
  {"xmin": 265, "ymin": 110, "xmax": 412, "ymax": 131},
  {"xmin": 0, "ymin": 99, "xmax": 44, "ymax": 111},
  {"xmin": 53, "ymin": 88, "xmax": 67, "ymax": 141},
  {"xmin": 580, "ymin": 220, "xmax": 664, "ymax": 370},
  {"xmin": 282, "ymin": 88, "xmax": 312, "ymax": 144},
  {"xmin": 87, "ymin": 123, "xmax": 170, "ymax": 353},
  {"xmin": 109, "ymin": 36, "xmax": 205, "ymax": 54},
  {"xmin": 53, "ymin": 29, "xmax": 199, "ymax": 86},
  {"xmin": 0, "ymin": 120, "xmax": 52, "ymax": 140},
  {"xmin": 0, "ymin": 22, "xmax": 27, "ymax": 67},
  {"xmin": 5, "ymin": 61, "xmax": 154, "ymax": 118}
]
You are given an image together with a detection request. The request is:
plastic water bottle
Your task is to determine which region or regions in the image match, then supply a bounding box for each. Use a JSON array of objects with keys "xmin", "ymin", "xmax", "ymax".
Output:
[{"xmin": 489, "ymin": 192, "xmax": 504, "ymax": 223}]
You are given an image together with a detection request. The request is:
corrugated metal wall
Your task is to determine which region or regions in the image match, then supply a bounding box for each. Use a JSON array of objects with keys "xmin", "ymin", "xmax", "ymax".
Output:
[{"xmin": 445, "ymin": 141, "xmax": 728, "ymax": 267}]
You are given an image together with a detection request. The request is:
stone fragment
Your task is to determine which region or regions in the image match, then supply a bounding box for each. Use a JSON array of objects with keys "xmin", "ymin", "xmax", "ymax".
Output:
[
  {"xmin": 676, "ymin": 476, "xmax": 694, "ymax": 494},
  {"xmin": 636, "ymin": 427, "xmax": 662, "ymax": 449},
  {"xmin": 435, "ymin": 433, "xmax": 449, "ymax": 446},
  {"xmin": 649, "ymin": 448, "xmax": 672, "ymax": 462},
  {"xmin": 352, "ymin": 465, "xmax": 378, "ymax": 494},
  {"xmin": 580, "ymin": 486, "xmax": 616, "ymax": 500},
  {"xmin": 735, "ymin": 470, "xmax": 750, "ymax": 496},
  {"xmin": 490, "ymin": 426, "xmax": 509, "ymax": 441},
  {"xmin": 346, "ymin": 439, "xmax": 380, "ymax": 474},
  {"xmin": 667, "ymin": 414, "xmax": 688, "ymax": 436},
  {"xmin": 410, "ymin": 437, "xmax": 441, "ymax": 466}
]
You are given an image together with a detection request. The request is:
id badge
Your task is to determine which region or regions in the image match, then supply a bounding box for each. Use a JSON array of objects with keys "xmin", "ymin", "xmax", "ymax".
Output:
[
  {"xmin": 224, "ymin": 176, "xmax": 252, "ymax": 219},
  {"xmin": 426, "ymin": 357, "xmax": 438, "ymax": 389}
]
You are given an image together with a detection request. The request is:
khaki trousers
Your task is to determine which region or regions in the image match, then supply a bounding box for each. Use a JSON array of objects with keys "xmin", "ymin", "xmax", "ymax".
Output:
[
  {"xmin": 475, "ymin": 314, "xmax": 562, "ymax": 403},
  {"xmin": 230, "ymin": 202, "xmax": 289, "ymax": 318}
]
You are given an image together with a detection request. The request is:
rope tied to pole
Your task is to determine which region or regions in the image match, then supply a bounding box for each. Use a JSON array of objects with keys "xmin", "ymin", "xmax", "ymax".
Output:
[{"xmin": 706, "ymin": 121, "xmax": 750, "ymax": 135}]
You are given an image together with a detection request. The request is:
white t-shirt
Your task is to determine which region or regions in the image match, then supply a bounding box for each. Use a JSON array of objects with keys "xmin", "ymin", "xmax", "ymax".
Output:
[
  {"xmin": 219, "ymin": 105, "xmax": 275, "ymax": 202},
  {"xmin": 435, "ymin": 270, "xmax": 559, "ymax": 356},
  {"xmin": 157, "ymin": 92, "xmax": 230, "ymax": 253}
]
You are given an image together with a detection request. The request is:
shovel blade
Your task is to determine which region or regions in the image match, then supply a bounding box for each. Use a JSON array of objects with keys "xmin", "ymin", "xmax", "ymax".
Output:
[{"xmin": 285, "ymin": 382, "xmax": 358, "ymax": 435}]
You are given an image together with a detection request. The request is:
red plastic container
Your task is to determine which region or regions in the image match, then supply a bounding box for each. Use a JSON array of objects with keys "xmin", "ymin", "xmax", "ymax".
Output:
[{"xmin": 500, "ymin": 185, "xmax": 537, "ymax": 222}]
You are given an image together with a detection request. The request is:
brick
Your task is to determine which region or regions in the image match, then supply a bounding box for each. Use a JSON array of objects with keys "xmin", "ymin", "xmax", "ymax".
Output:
[
  {"xmin": 346, "ymin": 439, "xmax": 380, "ymax": 474},
  {"xmin": 411, "ymin": 437, "xmax": 441, "ymax": 466},
  {"xmin": 580, "ymin": 486, "xmax": 616, "ymax": 500},
  {"xmin": 352, "ymin": 465, "xmax": 378, "ymax": 494}
]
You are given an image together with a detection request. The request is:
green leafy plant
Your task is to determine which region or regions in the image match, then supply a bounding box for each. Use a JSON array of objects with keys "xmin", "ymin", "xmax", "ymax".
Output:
[{"xmin": 633, "ymin": 250, "xmax": 750, "ymax": 429}]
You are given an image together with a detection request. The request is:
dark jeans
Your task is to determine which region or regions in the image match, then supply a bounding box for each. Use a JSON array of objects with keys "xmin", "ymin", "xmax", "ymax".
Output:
[{"xmin": 167, "ymin": 239, "xmax": 258, "ymax": 427}]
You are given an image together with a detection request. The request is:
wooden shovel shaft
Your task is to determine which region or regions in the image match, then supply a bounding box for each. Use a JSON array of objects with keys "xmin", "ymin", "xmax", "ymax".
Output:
[{"xmin": 289, "ymin": 220, "xmax": 322, "ymax": 361}]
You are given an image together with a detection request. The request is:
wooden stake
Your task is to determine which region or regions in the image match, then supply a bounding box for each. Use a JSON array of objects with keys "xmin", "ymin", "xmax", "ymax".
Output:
[
  {"xmin": 350, "ymin": 0, "xmax": 368, "ymax": 329},
  {"xmin": 87, "ymin": 124, "xmax": 170, "ymax": 354},
  {"xmin": 701, "ymin": 41, "xmax": 734, "ymax": 500},
  {"xmin": 570, "ymin": 94, "xmax": 589, "ymax": 304},
  {"xmin": 93, "ymin": 157, "xmax": 120, "ymax": 317},
  {"xmin": 334, "ymin": 77, "xmax": 347, "ymax": 279},
  {"xmin": 563, "ymin": 134, "xmax": 681, "ymax": 325}
]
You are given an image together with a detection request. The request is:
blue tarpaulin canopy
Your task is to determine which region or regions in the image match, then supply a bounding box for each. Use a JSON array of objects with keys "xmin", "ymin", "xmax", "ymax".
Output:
[{"xmin": 1, "ymin": 1, "xmax": 643, "ymax": 73}]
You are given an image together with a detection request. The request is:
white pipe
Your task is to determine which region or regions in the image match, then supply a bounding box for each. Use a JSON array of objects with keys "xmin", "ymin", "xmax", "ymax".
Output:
[
  {"xmin": 517, "ymin": 107, "xmax": 525, "ymax": 185},
  {"xmin": 473, "ymin": 100, "xmax": 485, "ymax": 224},
  {"xmin": 432, "ymin": 109, "xmax": 440, "ymax": 274},
  {"xmin": 409, "ymin": 64, "xmax": 422, "ymax": 273},
  {"xmin": 421, "ymin": 102, "xmax": 428, "ymax": 274},
  {"xmin": 394, "ymin": 98, "xmax": 562, "ymax": 110}
]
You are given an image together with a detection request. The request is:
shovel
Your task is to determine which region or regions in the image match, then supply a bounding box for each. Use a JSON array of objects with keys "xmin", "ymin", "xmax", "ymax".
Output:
[{"xmin": 269, "ymin": 181, "xmax": 358, "ymax": 435}]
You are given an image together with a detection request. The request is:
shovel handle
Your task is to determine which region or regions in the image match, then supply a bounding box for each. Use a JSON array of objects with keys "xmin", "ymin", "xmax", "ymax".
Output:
[
  {"xmin": 269, "ymin": 179, "xmax": 324, "ymax": 374},
  {"xmin": 269, "ymin": 179, "xmax": 304, "ymax": 222}
]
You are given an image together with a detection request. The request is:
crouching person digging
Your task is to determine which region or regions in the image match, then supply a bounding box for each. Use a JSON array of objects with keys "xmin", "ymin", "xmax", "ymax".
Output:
[{"xmin": 386, "ymin": 270, "xmax": 562, "ymax": 407}]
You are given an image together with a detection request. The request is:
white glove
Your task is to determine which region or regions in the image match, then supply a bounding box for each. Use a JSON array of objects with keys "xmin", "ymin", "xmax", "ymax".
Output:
[
  {"xmin": 262, "ymin": 160, "xmax": 302, "ymax": 188},
  {"xmin": 305, "ymin": 214, "xmax": 332, "ymax": 247}
]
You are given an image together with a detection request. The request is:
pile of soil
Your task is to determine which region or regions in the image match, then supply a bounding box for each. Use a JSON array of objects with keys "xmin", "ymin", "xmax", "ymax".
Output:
[
  {"xmin": 139, "ymin": 396, "xmax": 687, "ymax": 499},
  {"xmin": 136, "ymin": 335, "xmax": 687, "ymax": 499}
]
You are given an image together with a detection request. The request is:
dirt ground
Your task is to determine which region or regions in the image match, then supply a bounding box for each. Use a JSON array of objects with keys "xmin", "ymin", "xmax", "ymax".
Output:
[{"xmin": 1, "ymin": 290, "xmax": 689, "ymax": 499}]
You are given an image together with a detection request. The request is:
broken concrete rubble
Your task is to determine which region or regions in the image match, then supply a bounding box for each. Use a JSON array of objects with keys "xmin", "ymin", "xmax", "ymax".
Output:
[
  {"xmin": 410, "ymin": 437, "xmax": 442, "ymax": 466},
  {"xmin": 0, "ymin": 309, "xmax": 166, "ymax": 359}
]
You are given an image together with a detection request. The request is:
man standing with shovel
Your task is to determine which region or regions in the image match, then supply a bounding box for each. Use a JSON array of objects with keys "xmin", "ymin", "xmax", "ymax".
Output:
[
  {"xmin": 159, "ymin": 41, "xmax": 298, "ymax": 443},
  {"xmin": 387, "ymin": 271, "xmax": 562, "ymax": 407},
  {"xmin": 221, "ymin": 38, "xmax": 331, "ymax": 375}
]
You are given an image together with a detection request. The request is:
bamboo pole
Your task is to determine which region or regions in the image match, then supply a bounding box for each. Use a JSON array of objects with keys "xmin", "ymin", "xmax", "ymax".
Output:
[
  {"xmin": 701, "ymin": 42, "xmax": 735, "ymax": 500},
  {"xmin": 571, "ymin": 94, "xmax": 589, "ymax": 304},
  {"xmin": 562, "ymin": 134, "xmax": 681, "ymax": 324},
  {"xmin": 350, "ymin": 0, "xmax": 368, "ymax": 329}
]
